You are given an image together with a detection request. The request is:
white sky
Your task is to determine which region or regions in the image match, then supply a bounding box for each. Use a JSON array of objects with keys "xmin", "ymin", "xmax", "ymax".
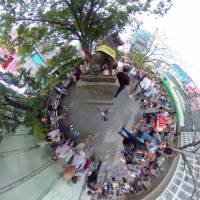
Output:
[{"xmin": 140, "ymin": 0, "xmax": 200, "ymax": 88}]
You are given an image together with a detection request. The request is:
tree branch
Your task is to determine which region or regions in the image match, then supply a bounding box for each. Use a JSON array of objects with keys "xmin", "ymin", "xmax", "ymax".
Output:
[
  {"xmin": 145, "ymin": 58, "xmax": 169, "ymax": 65},
  {"xmin": 15, "ymin": 17, "xmax": 67, "ymax": 28},
  {"xmin": 145, "ymin": 47, "xmax": 167, "ymax": 58}
]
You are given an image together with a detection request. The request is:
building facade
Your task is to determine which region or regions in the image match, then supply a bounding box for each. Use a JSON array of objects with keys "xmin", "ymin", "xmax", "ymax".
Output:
[{"xmin": 130, "ymin": 29, "xmax": 151, "ymax": 55}]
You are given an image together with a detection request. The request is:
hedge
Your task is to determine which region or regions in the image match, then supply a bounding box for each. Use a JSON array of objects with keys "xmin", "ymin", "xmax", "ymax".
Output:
[{"xmin": 32, "ymin": 121, "xmax": 45, "ymax": 141}]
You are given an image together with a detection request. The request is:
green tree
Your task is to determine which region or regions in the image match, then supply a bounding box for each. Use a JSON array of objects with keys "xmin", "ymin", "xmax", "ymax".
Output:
[
  {"xmin": 0, "ymin": 81, "xmax": 49, "ymax": 134},
  {"xmin": 0, "ymin": 84, "xmax": 32, "ymax": 111},
  {"xmin": 132, "ymin": 52, "xmax": 145, "ymax": 67},
  {"xmin": 0, "ymin": 0, "xmax": 172, "ymax": 58},
  {"xmin": 0, "ymin": 83, "xmax": 32, "ymax": 133},
  {"xmin": 144, "ymin": 64, "xmax": 154, "ymax": 73}
]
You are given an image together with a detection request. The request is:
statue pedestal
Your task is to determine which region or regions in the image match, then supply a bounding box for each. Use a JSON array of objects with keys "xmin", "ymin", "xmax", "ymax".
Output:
[
  {"xmin": 77, "ymin": 75, "xmax": 119, "ymax": 104},
  {"xmin": 80, "ymin": 74, "xmax": 116, "ymax": 83}
]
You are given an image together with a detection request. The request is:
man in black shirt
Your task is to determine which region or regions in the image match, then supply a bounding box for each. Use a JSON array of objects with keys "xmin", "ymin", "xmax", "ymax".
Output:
[{"xmin": 114, "ymin": 65, "xmax": 130, "ymax": 98}]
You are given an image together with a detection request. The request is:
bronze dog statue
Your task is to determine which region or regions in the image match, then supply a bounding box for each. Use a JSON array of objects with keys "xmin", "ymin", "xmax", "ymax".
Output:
[{"xmin": 89, "ymin": 32, "xmax": 124, "ymax": 76}]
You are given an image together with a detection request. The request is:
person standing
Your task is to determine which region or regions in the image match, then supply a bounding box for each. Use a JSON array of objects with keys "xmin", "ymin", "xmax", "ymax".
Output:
[
  {"xmin": 87, "ymin": 160, "xmax": 102, "ymax": 190},
  {"xmin": 114, "ymin": 65, "xmax": 130, "ymax": 98}
]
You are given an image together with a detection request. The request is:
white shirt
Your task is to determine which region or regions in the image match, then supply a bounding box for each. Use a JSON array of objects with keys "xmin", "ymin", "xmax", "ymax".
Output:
[
  {"xmin": 56, "ymin": 144, "xmax": 71, "ymax": 158},
  {"xmin": 117, "ymin": 61, "xmax": 124, "ymax": 72},
  {"xmin": 72, "ymin": 150, "xmax": 86, "ymax": 169},
  {"xmin": 50, "ymin": 116, "xmax": 57, "ymax": 126},
  {"xmin": 47, "ymin": 129, "xmax": 60, "ymax": 141}
]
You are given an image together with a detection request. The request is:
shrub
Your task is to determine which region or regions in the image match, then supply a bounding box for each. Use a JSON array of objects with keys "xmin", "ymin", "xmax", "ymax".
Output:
[{"xmin": 32, "ymin": 121, "xmax": 45, "ymax": 141}]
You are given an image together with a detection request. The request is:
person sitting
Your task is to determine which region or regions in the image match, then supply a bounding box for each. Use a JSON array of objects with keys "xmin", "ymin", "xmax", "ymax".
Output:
[
  {"xmin": 41, "ymin": 113, "xmax": 67, "ymax": 129},
  {"xmin": 155, "ymin": 114, "xmax": 167, "ymax": 132},
  {"xmin": 147, "ymin": 130, "xmax": 161, "ymax": 153},
  {"xmin": 70, "ymin": 65, "xmax": 82, "ymax": 82},
  {"xmin": 63, "ymin": 145, "xmax": 86, "ymax": 181},
  {"xmin": 87, "ymin": 160, "xmax": 102, "ymax": 191},
  {"xmin": 51, "ymin": 138, "xmax": 75, "ymax": 160},
  {"xmin": 163, "ymin": 147, "xmax": 177, "ymax": 157},
  {"xmin": 50, "ymin": 113, "xmax": 67, "ymax": 126},
  {"xmin": 46, "ymin": 103, "xmax": 63, "ymax": 112},
  {"xmin": 129, "ymin": 176, "xmax": 147, "ymax": 193},
  {"xmin": 53, "ymin": 84, "xmax": 68, "ymax": 95},
  {"xmin": 159, "ymin": 95, "xmax": 168, "ymax": 106},
  {"xmin": 143, "ymin": 113, "xmax": 157, "ymax": 125},
  {"xmin": 71, "ymin": 146, "xmax": 86, "ymax": 170},
  {"xmin": 45, "ymin": 128, "xmax": 61, "ymax": 142},
  {"xmin": 41, "ymin": 114, "xmax": 52, "ymax": 131}
]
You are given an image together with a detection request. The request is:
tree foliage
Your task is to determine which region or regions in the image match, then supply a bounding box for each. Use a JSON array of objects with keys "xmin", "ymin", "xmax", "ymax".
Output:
[
  {"xmin": 132, "ymin": 51, "xmax": 145, "ymax": 67},
  {"xmin": 0, "ymin": 0, "xmax": 173, "ymax": 133},
  {"xmin": 0, "ymin": 83, "xmax": 30, "ymax": 133},
  {"xmin": 0, "ymin": 0, "xmax": 172, "ymax": 58},
  {"xmin": 0, "ymin": 81, "xmax": 48, "ymax": 134}
]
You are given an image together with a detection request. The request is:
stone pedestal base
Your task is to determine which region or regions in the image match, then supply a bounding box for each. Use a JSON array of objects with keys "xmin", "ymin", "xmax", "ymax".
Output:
[
  {"xmin": 80, "ymin": 74, "xmax": 116, "ymax": 83},
  {"xmin": 77, "ymin": 75, "xmax": 119, "ymax": 103}
]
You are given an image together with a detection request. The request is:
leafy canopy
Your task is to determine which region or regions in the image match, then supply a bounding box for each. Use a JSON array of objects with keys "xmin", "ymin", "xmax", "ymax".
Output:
[{"xmin": 0, "ymin": 0, "xmax": 173, "ymax": 57}]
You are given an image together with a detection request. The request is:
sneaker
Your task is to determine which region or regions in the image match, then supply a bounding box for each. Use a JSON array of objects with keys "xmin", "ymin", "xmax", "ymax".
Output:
[{"xmin": 129, "ymin": 95, "xmax": 132, "ymax": 99}]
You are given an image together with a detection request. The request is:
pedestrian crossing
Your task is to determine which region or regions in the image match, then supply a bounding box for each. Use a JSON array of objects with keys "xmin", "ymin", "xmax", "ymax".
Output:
[{"xmin": 158, "ymin": 132, "xmax": 200, "ymax": 200}]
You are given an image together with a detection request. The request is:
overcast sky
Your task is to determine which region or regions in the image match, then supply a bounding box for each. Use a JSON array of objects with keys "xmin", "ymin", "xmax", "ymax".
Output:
[{"xmin": 140, "ymin": 0, "xmax": 200, "ymax": 88}]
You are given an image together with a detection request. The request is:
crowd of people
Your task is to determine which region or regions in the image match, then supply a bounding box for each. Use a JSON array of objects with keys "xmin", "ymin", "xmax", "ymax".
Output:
[
  {"xmin": 38, "ymin": 57, "xmax": 177, "ymax": 199},
  {"xmin": 39, "ymin": 60, "xmax": 98, "ymax": 187},
  {"xmin": 84, "ymin": 60, "xmax": 177, "ymax": 199},
  {"xmin": 40, "ymin": 59, "xmax": 90, "ymax": 144}
]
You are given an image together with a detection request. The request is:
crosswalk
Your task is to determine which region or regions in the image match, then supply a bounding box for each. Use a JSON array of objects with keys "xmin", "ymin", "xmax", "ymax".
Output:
[{"xmin": 158, "ymin": 132, "xmax": 200, "ymax": 200}]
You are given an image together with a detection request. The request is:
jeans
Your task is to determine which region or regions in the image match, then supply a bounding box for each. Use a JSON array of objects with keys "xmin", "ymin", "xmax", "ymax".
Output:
[
  {"xmin": 121, "ymin": 128, "xmax": 146, "ymax": 151},
  {"xmin": 114, "ymin": 85, "xmax": 126, "ymax": 98},
  {"xmin": 119, "ymin": 128, "xmax": 133, "ymax": 139}
]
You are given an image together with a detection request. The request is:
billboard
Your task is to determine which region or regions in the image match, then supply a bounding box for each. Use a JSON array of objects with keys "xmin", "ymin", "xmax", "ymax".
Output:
[
  {"xmin": 190, "ymin": 96, "xmax": 200, "ymax": 111},
  {"xmin": 169, "ymin": 64, "xmax": 200, "ymax": 111},
  {"xmin": 169, "ymin": 64, "xmax": 192, "ymax": 85},
  {"xmin": 185, "ymin": 81, "xmax": 200, "ymax": 95},
  {"xmin": 0, "ymin": 48, "xmax": 14, "ymax": 70},
  {"xmin": 31, "ymin": 52, "xmax": 45, "ymax": 65}
]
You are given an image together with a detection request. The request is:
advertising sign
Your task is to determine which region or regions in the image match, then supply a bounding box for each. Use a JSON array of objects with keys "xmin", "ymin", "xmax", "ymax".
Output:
[
  {"xmin": 0, "ymin": 48, "xmax": 14, "ymax": 70},
  {"xmin": 185, "ymin": 81, "xmax": 200, "ymax": 95},
  {"xmin": 31, "ymin": 53, "xmax": 45, "ymax": 65},
  {"xmin": 169, "ymin": 64, "xmax": 192, "ymax": 85}
]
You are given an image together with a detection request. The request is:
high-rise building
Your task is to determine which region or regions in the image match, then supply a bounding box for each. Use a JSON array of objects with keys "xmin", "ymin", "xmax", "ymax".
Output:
[{"xmin": 130, "ymin": 29, "xmax": 151, "ymax": 54}]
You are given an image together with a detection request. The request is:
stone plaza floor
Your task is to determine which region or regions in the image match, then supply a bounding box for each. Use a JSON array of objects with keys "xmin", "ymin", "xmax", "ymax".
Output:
[{"xmin": 62, "ymin": 84, "xmax": 141, "ymax": 179}]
